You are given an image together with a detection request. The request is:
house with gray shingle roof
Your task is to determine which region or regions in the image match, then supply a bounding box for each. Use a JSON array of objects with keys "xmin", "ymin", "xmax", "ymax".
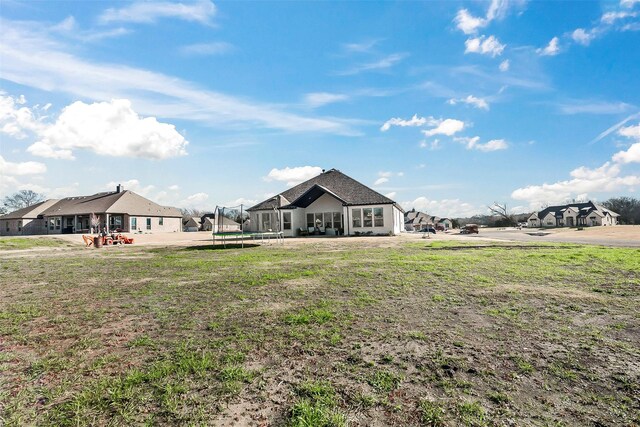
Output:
[
  {"xmin": 247, "ymin": 168, "xmax": 405, "ymax": 237},
  {"xmin": 1, "ymin": 185, "xmax": 182, "ymax": 236},
  {"xmin": 527, "ymin": 201, "xmax": 619, "ymax": 228},
  {"xmin": 201, "ymin": 215, "xmax": 241, "ymax": 232}
]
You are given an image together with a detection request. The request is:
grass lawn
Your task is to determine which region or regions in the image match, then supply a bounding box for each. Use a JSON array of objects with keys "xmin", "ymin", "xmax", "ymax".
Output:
[
  {"xmin": 0, "ymin": 237, "xmax": 72, "ymax": 250},
  {"xmin": 0, "ymin": 239, "xmax": 638, "ymax": 426}
]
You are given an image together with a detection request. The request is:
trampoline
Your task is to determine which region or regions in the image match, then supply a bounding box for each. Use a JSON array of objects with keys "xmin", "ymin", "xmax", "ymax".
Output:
[{"xmin": 211, "ymin": 204, "xmax": 284, "ymax": 248}]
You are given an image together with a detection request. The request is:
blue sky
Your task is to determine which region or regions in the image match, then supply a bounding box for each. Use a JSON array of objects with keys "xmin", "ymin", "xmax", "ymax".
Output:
[{"xmin": 1, "ymin": 0, "xmax": 639, "ymax": 217}]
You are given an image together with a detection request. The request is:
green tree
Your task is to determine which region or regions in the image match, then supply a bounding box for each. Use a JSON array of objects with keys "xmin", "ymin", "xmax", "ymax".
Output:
[{"xmin": 602, "ymin": 197, "xmax": 640, "ymax": 224}]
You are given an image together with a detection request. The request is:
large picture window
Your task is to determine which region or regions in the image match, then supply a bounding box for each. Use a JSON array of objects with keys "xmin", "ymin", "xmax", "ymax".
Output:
[
  {"xmin": 374, "ymin": 208, "xmax": 384, "ymax": 227},
  {"xmin": 314, "ymin": 213, "xmax": 323, "ymax": 228},
  {"xmin": 283, "ymin": 212, "xmax": 292, "ymax": 230},
  {"xmin": 352, "ymin": 209, "xmax": 362, "ymax": 228},
  {"xmin": 307, "ymin": 213, "xmax": 314, "ymax": 228},
  {"xmin": 363, "ymin": 208, "xmax": 373, "ymax": 227}
]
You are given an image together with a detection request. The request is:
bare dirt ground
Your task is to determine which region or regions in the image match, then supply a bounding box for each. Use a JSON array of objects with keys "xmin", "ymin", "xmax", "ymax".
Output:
[{"xmin": 38, "ymin": 225, "xmax": 640, "ymax": 249}]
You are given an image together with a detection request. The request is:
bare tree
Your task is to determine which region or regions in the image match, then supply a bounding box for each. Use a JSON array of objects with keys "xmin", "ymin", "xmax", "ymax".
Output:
[
  {"xmin": 2, "ymin": 190, "xmax": 45, "ymax": 212},
  {"xmin": 488, "ymin": 202, "xmax": 517, "ymax": 227}
]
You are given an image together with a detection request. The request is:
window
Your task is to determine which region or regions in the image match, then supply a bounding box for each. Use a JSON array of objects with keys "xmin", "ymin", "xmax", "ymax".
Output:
[
  {"xmin": 49, "ymin": 218, "xmax": 55, "ymax": 230},
  {"xmin": 5, "ymin": 221, "xmax": 9, "ymax": 232},
  {"xmin": 333, "ymin": 212, "xmax": 342, "ymax": 230},
  {"xmin": 55, "ymin": 217, "xmax": 61, "ymax": 230},
  {"xmin": 131, "ymin": 217, "xmax": 137, "ymax": 230},
  {"xmin": 363, "ymin": 208, "xmax": 373, "ymax": 227},
  {"xmin": 146, "ymin": 218, "xmax": 151, "ymax": 230},
  {"xmin": 352, "ymin": 209, "xmax": 362, "ymax": 228},
  {"xmin": 314, "ymin": 213, "xmax": 323, "ymax": 228},
  {"xmin": 324, "ymin": 212, "xmax": 332, "ymax": 229},
  {"xmin": 159, "ymin": 217, "xmax": 164, "ymax": 226},
  {"xmin": 109, "ymin": 215, "xmax": 123, "ymax": 228},
  {"xmin": 283, "ymin": 212, "xmax": 292, "ymax": 230},
  {"xmin": 261, "ymin": 212, "xmax": 271, "ymax": 230},
  {"xmin": 17, "ymin": 220, "xmax": 22, "ymax": 232},
  {"xmin": 306, "ymin": 213, "xmax": 314, "ymax": 228},
  {"xmin": 374, "ymin": 208, "xmax": 384, "ymax": 227}
]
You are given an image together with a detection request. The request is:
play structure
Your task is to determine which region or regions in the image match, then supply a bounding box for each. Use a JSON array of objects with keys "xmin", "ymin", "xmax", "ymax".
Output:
[
  {"xmin": 211, "ymin": 204, "xmax": 283, "ymax": 248},
  {"xmin": 83, "ymin": 233, "xmax": 134, "ymax": 247}
]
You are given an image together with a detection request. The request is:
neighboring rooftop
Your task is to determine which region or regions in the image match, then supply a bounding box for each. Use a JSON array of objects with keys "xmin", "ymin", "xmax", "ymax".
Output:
[
  {"xmin": 1, "ymin": 188, "xmax": 182, "ymax": 219},
  {"xmin": 248, "ymin": 168, "xmax": 399, "ymax": 211}
]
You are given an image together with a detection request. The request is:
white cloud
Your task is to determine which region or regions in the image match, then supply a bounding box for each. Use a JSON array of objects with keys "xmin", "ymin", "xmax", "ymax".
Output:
[
  {"xmin": 621, "ymin": 0, "xmax": 640, "ymax": 7},
  {"xmin": 168, "ymin": 185, "xmax": 180, "ymax": 191},
  {"xmin": 465, "ymin": 35, "xmax": 506, "ymax": 57},
  {"xmin": 558, "ymin": 100, "xmax": 632, "ymax": 115},
  {"xmin": 105, "ymin": 179, "xmax": 155, "ymax": 197},
  {"xmin": 374, "ymin": 177, "xmax": 389, "ymax": 186},
  {"xmin": 380, "ymin": 114, "xmax": 437, "ymax": 132},
  {"xmin": 613, "ymin": 144, "xmax": 640, "ymax": 164},
  {"xmin": 304, "ymin": 92, "xmax": 349, "ymax": 108},
  {"xmin": 618, "ymin": 123, "xmax": 640, "ymax": 139},
  {"xmin": 0, "ymin": 93, "xmax": 47, "ymax": 139},
  {"xmin": 0, "ymin": 20, "xmax": 355, "ymax": 136},
  {"xmin": 180, "ymin": 42, "xmax": 234, "ymax": 56},
  {"xmin": 612, "ymin": 123, "xmax": 640, "ymax": 163},
  {"xmin": 512, "ymin": 161, "xmax": 640, "ymax": 207},
  {"xmin": 537, "ymin": 37, "xmax": 560, "ymax": 56},
  {"xmin": 401, "ymin": 197, "xmax": 480, "ymax": 218},
  {"xmin": 342, "ymin": 39, "xmax": 380, "ymax": 54},
  {"xmin": 455, "ymin": 9, "xmax": 488, "ymax": 35},
  {"xmin": 572, "ymin": 28, "xmax": 595, "ymax": 45},
  {"xmin": 338, "ymin": 53, "xmax": 409, "ymax": 75},
  {"xmin": 454, "ymin": 0, "xmax": 511, "ymax": 35},
  {"xmin": 100, "ymin": 0, "xmax": 216, "ymax": 25},
  {"xmin": 447, "ymin": 95, "xmax": 489, "ymax": 110},
  {"xmin": 264, "ymin": 166, "xmax": 323, "ymax": 186},
  {"xmin": 499, "ymin": 59, "xmax": 510, "ymax": 71},
  {"xmin": 422, "ymin": 119, "xmax": 465, "ymax": 137},
  {"xmin": 185, "ymin": 192, "xmax": 209, "ymax": 203},
  {"xmin": 601, "ymin": 10, "xmax": 637, "ymax": 24},
  {"xmin": 0, "ymin": 155, "xmax": 47, "ymax": 175},
  {"xmin": 27, "ymin": 99, "xmax": 188, "ymax": 160},
  {"xmin": 455, "ymin": 136, "xmax": 508, "ymax": 152},
  {"xmin": 474, "ymin": 139, "xmax": 508, "ymax": 152},
  {"xmin": 385, "ymin": 192, "xmax": 397, "ymax": 199}
]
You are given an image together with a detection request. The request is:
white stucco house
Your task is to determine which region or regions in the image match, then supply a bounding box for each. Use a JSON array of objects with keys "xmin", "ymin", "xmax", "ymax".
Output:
[
  {"xmin": 527, "ymin": 201, "xmax": 619, "ymax": 228},
  {"xmin": 247, "ymin": 169, "xmax": 405, "ymax": 237},
  {"xmin": 1, "ymin": 185, "xmax": 182, "ymax": 236}
]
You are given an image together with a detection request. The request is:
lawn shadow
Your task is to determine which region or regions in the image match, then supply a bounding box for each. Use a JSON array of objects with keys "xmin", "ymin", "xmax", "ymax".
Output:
[{"xmin": 184, "ymin": 243, "xmax": 261, "ymax": 251}]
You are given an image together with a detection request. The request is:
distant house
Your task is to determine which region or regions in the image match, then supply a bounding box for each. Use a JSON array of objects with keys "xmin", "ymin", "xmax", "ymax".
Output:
[
  {"xmin": 527, "ymin": 201, "xmax": 619, "ymax": 228},
  {"xmin": 247, "ymin": 168, "xmax": 405, "ymax": 237},
  {"xmin": 201, "ymin": 215, "xmax": 241, "ymax": 233},
  {"xmin": 0, "ymin": 185, "xmax": 182, "ymax": 236},
  {"xmin": 404, "ymin": 210, "xmax": 430, "ymax": 231},
  {"xmin": 404, "ymin": 210, "xmax": 453, "ymax": 231},
  {"xmin": 183, "ymin": 217, "xmax": 201, "ymax": 232}
]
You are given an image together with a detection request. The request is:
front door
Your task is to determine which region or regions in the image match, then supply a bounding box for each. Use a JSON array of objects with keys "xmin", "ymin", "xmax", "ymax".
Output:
[{"xmin": 567, "ymin": 217, "xmax": 574, "ymax": 227}]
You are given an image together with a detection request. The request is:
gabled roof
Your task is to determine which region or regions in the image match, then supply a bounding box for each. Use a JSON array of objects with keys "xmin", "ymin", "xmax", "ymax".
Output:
[
  {"xmin": 42, "ymin": 190, "xmax": 182, "ymax": 218},
  {"xmin": 2, "ymin": 190, "xmax": 182, "ymax": 219},
  {"xmin": 248, "ymin": 169, "xmax": 399, "ymax": 211},
  {"xmin": 537, "ymin": 201, "xmax": 619, "ymax": 221},
  {"xmin": 184, "ymin": 217, "xmax": 200, "ymax": 227},
  {"xmin": 0, "ymin": 199, "xmax": 59, "ymax": 220}
]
